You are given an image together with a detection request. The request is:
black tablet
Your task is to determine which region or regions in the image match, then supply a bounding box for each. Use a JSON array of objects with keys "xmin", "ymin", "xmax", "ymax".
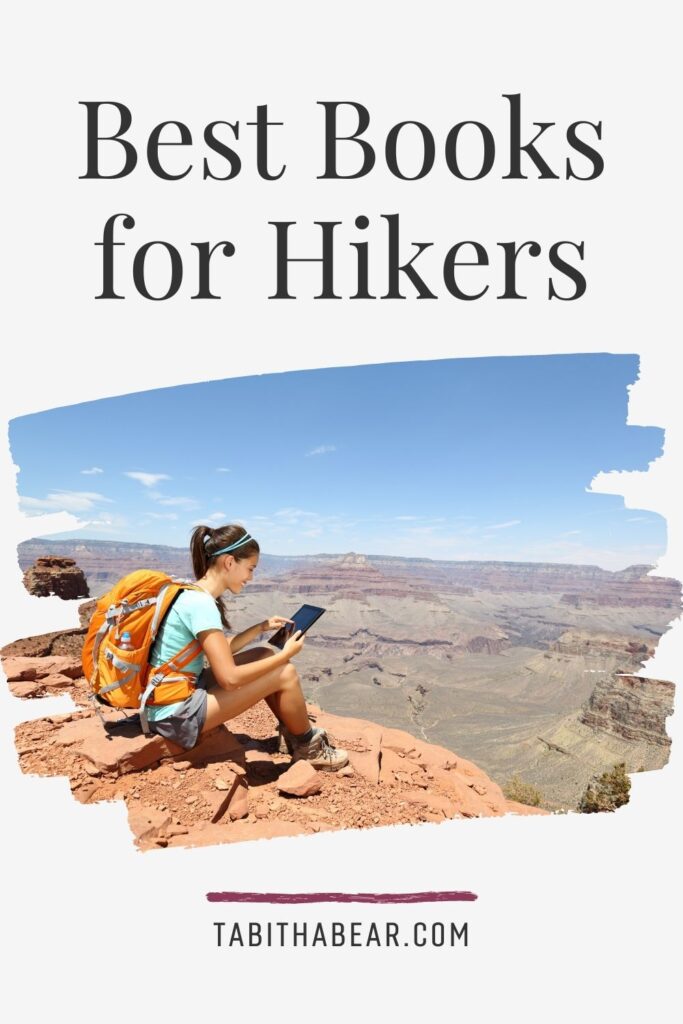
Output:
[{"xmin": 268, "ymin": 604, "xmax": 326, "ymax": 649}]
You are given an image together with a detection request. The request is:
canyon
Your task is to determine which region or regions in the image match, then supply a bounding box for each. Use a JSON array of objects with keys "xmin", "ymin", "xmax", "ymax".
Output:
[{"xmin": 15, "ymin": 539, "xmax": 680, "ymax": 809}]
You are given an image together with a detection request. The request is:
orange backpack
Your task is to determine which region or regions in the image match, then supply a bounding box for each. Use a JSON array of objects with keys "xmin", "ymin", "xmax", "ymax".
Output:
[{"xmin": 82, "ymin": 570, "xmax": 204, "ymax": 732}]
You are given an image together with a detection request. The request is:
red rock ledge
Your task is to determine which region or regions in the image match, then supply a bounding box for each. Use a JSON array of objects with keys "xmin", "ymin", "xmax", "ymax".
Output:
[{"xmin": 3, "ymin": 646, "xmax": 546, "ymax": 852}]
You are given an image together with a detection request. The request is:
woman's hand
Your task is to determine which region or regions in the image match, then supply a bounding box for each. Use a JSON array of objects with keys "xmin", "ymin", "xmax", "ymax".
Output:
[
  {"xmin": 283, "ymin": 629, "xmax": 305, "ymax": 658},
  {"xmin": 261, "ymin": 616, "xmax": 295, "ymax": 632}
]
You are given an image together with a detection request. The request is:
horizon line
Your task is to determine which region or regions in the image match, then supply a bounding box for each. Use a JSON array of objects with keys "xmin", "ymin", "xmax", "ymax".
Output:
[{"xmin": 18, "ymin": 535, "xmax": 659, "ymax": 576}]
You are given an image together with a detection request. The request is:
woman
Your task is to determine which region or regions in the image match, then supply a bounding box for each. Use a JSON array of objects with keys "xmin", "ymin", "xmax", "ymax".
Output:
[{"xmin": 145, "ymin": 523, "xmax": 348, "ymax": 770}]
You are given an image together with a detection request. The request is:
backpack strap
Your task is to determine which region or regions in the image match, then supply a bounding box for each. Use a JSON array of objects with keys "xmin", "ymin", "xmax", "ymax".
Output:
[
  {"xmin": 89, "ymin": 620, "xmax": 111, "ymax": 687},
  {"xmin": 139, "ymin": 638, "xmax": 203, "ymax": 734},
  {"xmin": 152, "ymin": 638, "xmax": 203, "ymax": 677},
  {"xmin": 105, "ymin": 596, "xmax": 158, "ymax": 626},
  {"xmin": 149, "ymin": 583, "xmax": 175, "ymax": 639}
]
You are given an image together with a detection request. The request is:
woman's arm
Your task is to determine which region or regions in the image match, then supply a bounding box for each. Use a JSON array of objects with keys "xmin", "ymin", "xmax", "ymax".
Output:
[
  {"xmin": 229, "ymin": 616, "xmax": 295, "ymax": 654},
  {"xmin": 200, "ymin": 628, "xmax": 303, "ymax": 690},
  {"xmin": 229, "ymin": 621, "xmax": 268, "ymax": 654}
]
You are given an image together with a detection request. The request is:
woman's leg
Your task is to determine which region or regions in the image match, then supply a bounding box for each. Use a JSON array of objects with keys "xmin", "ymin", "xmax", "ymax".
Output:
[
  {"xmin": 200, "ymin": 647, "xmax": 310, "ymax": 737},
  {"xmin": 202, "ymin": 647, "xmax": 349, "ymax": 771},
  {"xmin": 232, "ymin": 647, "xmax": 291, "ymax": 725}
]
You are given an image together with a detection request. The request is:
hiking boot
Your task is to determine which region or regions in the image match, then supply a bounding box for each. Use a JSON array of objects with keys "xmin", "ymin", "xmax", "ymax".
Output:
[
  {"xmin": 290, "ymin": 727, "xmax": 349, "ymax": 771},
  {"xmin": 278, "ymin": 722, "xmax": 330, "ymax": 756}
]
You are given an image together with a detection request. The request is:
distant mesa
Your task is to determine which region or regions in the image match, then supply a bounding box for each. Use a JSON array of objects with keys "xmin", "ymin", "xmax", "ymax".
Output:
[
  {"xmin": 560, "ymin": 570, "xmax": 678, "ymax": 608},
  {"xmin": 333, "ymin": 552, "xmax": 368, "ymax": 565},
  {"xmin": 16, "ymin": 538, "xmax": 682, "ymax": 609},
  {"xmin": 251, "ymin": 549, "xmax": 439, "ymax": 603},
  {"xmin": 23, "ymin": 555, "xmax": 89, "ymax": 601}
]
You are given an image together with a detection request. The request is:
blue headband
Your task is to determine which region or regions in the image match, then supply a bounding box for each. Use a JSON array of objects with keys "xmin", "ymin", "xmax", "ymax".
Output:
[{"xmin": 210, "ymin": 533, "xmax": 253, "ymax": 556}]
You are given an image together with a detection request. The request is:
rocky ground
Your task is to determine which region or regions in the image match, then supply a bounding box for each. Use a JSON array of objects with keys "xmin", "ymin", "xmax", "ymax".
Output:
[{"xmin": 3, "ymin": 636, "xmax": 545, "ymax": 852}]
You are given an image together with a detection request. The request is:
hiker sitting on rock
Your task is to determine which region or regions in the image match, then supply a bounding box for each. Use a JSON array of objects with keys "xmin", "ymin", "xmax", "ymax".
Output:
[{"xmin": 145, "ymin": 523, "xmax": 348, "ymax": 770}]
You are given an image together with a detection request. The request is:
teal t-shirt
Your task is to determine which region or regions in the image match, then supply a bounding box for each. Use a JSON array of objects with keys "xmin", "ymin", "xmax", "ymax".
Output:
[{"xmin": 146, "ymin": 589, "xmax": 222, "ymax": 721}]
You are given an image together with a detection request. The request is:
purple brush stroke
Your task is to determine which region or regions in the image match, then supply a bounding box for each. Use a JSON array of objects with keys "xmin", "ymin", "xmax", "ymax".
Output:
[{"xmin": 206, "ymin": 891, "xmax": 477, "ymax": 904}]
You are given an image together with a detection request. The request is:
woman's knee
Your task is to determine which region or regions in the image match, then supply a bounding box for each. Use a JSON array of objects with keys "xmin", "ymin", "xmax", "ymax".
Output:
[
  {"xmin": 265, "ymin": 650, "xmax": 300, "ymax": 688},
  {"xmin": 280, "ymin": 661, "xmax": 300, "ymax": 688}
]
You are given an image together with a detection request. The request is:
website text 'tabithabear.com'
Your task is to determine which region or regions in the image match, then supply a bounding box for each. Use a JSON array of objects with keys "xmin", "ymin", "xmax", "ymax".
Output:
[{"xmin": 213, "ymin": 920, "xmax": 468, "ymax": 948}]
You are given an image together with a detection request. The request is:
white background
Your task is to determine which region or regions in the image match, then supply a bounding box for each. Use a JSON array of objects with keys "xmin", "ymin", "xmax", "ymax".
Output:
[{"xmin": 1, "ymin": 3, "xmax": 681, "ymax": 1019}]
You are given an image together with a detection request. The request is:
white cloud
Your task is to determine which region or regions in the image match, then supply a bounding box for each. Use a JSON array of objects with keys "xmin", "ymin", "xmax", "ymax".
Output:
[
  {"xmin": 77, "ymin": 510, "xmax": 130, "ymax": 535},
  {"xmin": 203, "ymin": 511, "xmax": 227, "ymax": 524},
  {"xmin": 144, "ymin": 512, "xmax": 179, "ymax": 521},
  {"xmin": 15, "ymin": 511, "xmax": 86, "ymax": 541},
  {"xmin": 306, "ymin": 445, "xmax": 336, "ymax": 457},
  {"xmin": 514, "ymin": 538, "xmax": 663, "ymax": 572},
  {"xmin": 81, "ymin": 518, "xmax": 118, "ymax": 531},
  {"xmin": 81, "ymin": 466, "xmax": 103, "ymax": 475},
  {"xmin": 215, "ymin": 467, "xmax": 231, "ymax": 473},
  {"xmin": 488, "ymin": 519, "xmax": 521, "ymax": 530},
  {"xmin": 20, "ymin": 491, "xmax": 112, "ymax": 514},
  {"xmin": 274, "ymin": 507, "xmax": 318, "ymax": 523},
  {"xmin": 124, "ymin": 471, "xmax": 171, "ymax": 488},
  {"xmin": 395, "ymin": 515, "xmax": 419, "ymax": 521},
  {"xmin": 155, "ymin": 496, "xmax": 200, "ymax": 509}
]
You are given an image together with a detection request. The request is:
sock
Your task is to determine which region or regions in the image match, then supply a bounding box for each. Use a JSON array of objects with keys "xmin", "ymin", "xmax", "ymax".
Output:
[{"xmin": 291, "ymin": 726, "xmax": 314, "ymax": 744}]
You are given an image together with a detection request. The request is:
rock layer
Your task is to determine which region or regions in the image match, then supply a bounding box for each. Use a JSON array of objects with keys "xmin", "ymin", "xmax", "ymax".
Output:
[
  {"xmin": 550, "ymin": 630, "xmax": 655, "ymax": 664},
  {"xmin": 251, "ymin": 552, "xmax": 439, "ymax": 603},
  {"xmin": 579, "ymin": 674, "xmax": 674, "ymax": 747}
]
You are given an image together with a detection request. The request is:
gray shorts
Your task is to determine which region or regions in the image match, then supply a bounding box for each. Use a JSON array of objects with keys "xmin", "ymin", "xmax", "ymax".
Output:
[{"xmin": 146, "ymin": 672, "xmax": 209, "ymax": 750}]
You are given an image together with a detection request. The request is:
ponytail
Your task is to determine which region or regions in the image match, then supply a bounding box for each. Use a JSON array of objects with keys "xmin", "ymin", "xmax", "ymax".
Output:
[{"xmin": 190, "ymin": 525, "xmax": 214, "ymax": 581}]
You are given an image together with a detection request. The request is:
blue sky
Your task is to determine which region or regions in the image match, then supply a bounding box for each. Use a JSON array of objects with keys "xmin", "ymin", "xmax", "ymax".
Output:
[{"xmin": 10, "ymin": 355, "xmax": 665, "ymax": 570}]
